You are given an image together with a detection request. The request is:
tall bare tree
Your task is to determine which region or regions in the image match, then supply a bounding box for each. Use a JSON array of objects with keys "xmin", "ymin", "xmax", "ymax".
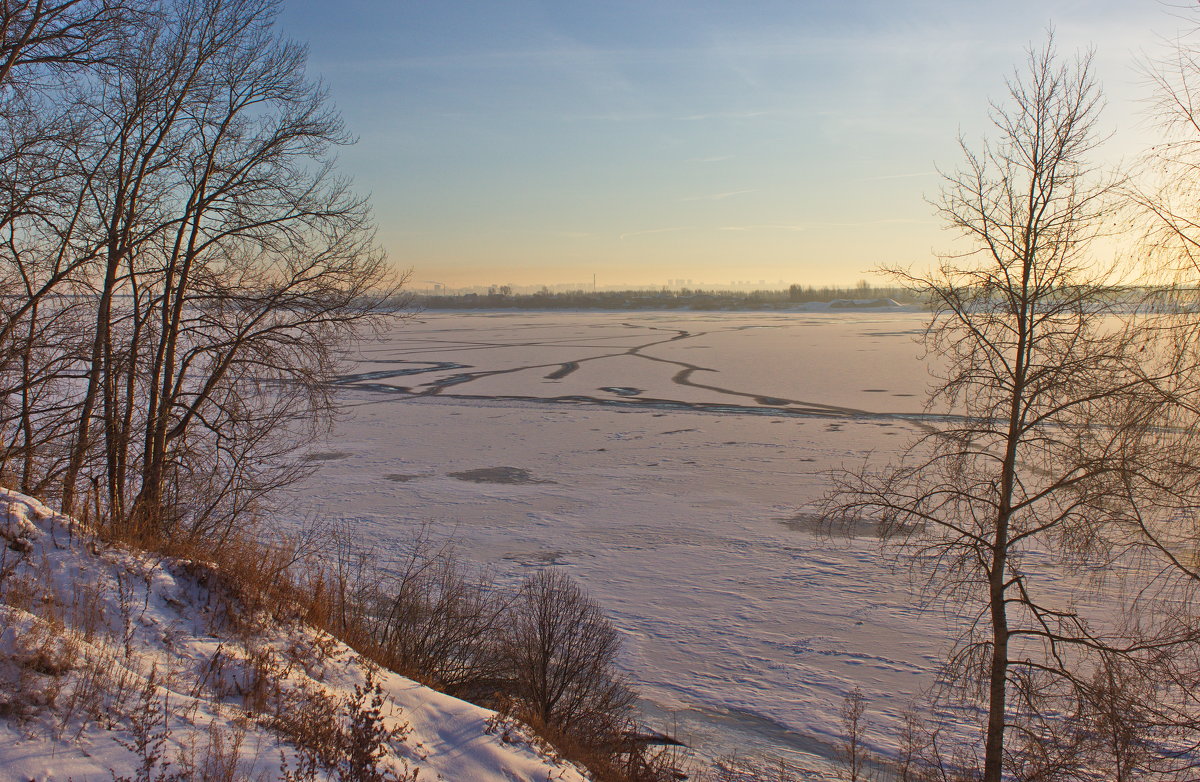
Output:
[
  {"xmin": 1082, "ymin": 11, "xmax": 1200, "ymax": 776},
  {"xmin": 58, "ymin": 0, "xmax": 398, "ymax": 536},
  {"xmin": 0, "ymin": 0, "xmax": 402, "ymax": 540},
  {"xmin": 827, "ymin": 38, "xmax": 1147, "ymax": 782},
  {"xmin": 0, "ymin": 1, "xmax": 144, "ymax": 491}
]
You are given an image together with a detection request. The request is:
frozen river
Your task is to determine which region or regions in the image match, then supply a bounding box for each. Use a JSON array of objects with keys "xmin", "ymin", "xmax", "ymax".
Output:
[{"xmin": 286, "ymin": 309, "xmax": 964, "ymax": 772}]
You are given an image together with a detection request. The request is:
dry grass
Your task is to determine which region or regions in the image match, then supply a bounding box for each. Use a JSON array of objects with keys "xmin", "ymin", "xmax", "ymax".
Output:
[
  {"xmin": 1, "ymin": 495, "xmax": 677, "ymax": 782},
  {"xmin": 96, "ymin": 519, "xmax": 330, "ymax": 635},
  {"xmin": 0, "ymin": 499, "xmax": 432, "ymax": 781}
]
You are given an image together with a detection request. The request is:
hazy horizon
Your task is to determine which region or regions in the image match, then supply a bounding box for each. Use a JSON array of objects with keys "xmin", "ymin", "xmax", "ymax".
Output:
[
  {"xmin": 410, "ymin": 277, "xmax": 896, "ymax": 294},
  {"xmin": 279, "ymin": 1, "xmax": 1175, "ymax": 289}
]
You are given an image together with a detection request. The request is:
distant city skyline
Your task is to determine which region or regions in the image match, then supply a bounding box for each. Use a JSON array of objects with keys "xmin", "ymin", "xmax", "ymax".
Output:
[{"xmin": 279, "ymin": 1, "xmax": 1176, "ymax": 288}]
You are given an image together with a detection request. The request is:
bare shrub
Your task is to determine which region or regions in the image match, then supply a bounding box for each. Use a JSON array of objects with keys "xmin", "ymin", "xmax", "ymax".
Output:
[
  {"xmin": 501, "ymin": 568, "xmax": 635, "ymax": 753},
  {"xmin": 838, "ymin": 687, "xmax": 874, "ymax": 781},
  {"xmin": 357, "ymin": 534, "xmax": 508, "ymax": 699},
  {"xmin": 310, "ymin": 535, "xmax": 677, "ymax": 780},
  {"xmin": 602, "ymin": 724, "xmax": 687, "ymax": 782},
  {"xmin": 268, "ymin": 669, "xmax": 416, "ymax": 782},
  {"xmin": 0, "ymin": 610, "xmax": 81, "ymax": 723},
  {"xmin": 894, "ymin": 706, "xmax": 933, "ymax": 782},
  {"xmin": 55, "ymin": 644, "xmax": 130, "ymax": 740},
  {"xmin": 140, "ymin": 524, "xmax": 329, "ymax": 638},
  {"xmin": 236, "ymin": 645, "xmax": 290, "ymax": 715},
  {"xmin": 170, "ymin": 720, "xmax": 261, "ymax": 782},
  {"xmin": 339, "ymin": 671, "xmax": 417, "ymax": 782},
  {"xmin": 276, "ymin": 749, "xmax": 321, "ymax": 782},
  {"xmin": 114, "ymin": 703, "xmax": 272, "ymax": 782},
  {"xmin": 112, "ymin": 665, "xmax": 172, "ymax": 782},
  {"xmin": 270, "ymin": 681, "xmax": 346, "ymax": 771},
  {"xmin": 64, "ymin": 571, "xmax": 107, "ymax": 644}
]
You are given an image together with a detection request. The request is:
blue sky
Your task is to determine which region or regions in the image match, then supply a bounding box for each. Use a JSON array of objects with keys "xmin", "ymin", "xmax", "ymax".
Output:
[{"xmin": 278, "ymin": 1, "xmax": 1175, "ymax": 290}]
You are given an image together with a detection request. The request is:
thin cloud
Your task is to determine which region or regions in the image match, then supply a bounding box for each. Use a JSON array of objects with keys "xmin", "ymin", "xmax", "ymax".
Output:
[
  {"xmin": 853, "ymin": 171, "xmax": 938, "ymax": 182},
  {"xmin": 681, "ymin": 189, "xmax": 755, "ymax": 202},
  {"xmin": 619, "ymin": 227, "xmax": 690, "ymax": 240},
  {"xmin": 677, "ymin": 109, "xmax": 779, "ymax": 121},
  {"xmin": 719, "ymin": 224, "xmax": 806, "ymax": 232},
  {"xmin": 811, "ymin": 218, "xmax": 935, "ymax": 227},
  {"xmin": 566, "ymin": 111, "xmax": 678, "ymax": 123},
  {"xmin": 570, "ymin": 108, "xmax": 797, "ymax": 123},
  {"xmin": 722, "ymin": 219, "xmax": 929, "ymax": 231}
]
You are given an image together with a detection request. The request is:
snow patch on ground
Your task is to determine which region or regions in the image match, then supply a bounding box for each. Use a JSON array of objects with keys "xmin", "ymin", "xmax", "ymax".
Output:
[{"xmin": 0, "ymin": 489, "xmax": 589, "ymax": 782}]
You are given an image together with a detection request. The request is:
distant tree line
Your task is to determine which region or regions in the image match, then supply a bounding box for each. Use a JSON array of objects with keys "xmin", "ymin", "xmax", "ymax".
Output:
[{"xmin": 415, "ymin": 284, "xmax": 920, "ymax": 311}]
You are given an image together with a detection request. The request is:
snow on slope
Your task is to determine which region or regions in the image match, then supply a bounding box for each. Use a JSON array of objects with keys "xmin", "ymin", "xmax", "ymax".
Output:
[{"xmin": 0, "ymin": 489, "xmax": 589, "ymax": 782}]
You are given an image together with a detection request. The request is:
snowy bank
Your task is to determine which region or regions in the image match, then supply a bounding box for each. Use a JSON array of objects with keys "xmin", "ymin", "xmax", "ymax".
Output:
[{"xmin": 0, "ymin": 489, "xmax": 589, "ymax": 782}]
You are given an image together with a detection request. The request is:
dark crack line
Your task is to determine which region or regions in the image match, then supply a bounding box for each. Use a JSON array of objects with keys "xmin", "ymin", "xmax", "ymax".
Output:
[
  {"xmin": 395, "ymin": 331, "xmax": 712, "ymax": 397},
  {"xmin": 339, "ymin": 325, "xmax": 890, "ymax": 420},
  {"xmin": 331, "ymin": 362, "xmax": 469, "ymax": 384},
  {"xmin": 331, "ymin": 385, "xmax": 952, "ymax": 425},
  {"xmin": 333, "ymin": 316, "xmax": 944, "ymax": 430},
  {"xmin": 617, "ymin": 328, "xmax": 873, "ymax": 417}
]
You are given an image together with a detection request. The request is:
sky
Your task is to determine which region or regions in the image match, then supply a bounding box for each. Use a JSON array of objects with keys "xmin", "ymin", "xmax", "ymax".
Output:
[{"xmin": 278, "ymin": 1, "xmax": 1182, "ymax": 291}]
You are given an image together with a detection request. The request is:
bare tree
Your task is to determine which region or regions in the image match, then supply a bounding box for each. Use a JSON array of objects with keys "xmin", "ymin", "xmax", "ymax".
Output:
[
  {"xmin": 501, "ymin": 568, "xmax": 634, "ymax": 740},
  {"xmin": 1079, "ymin": 12, "xmax": 1200, "ymax": 775},
  {"xmin": 827, "ymin": 37, "xmax": 1147, "ymax": 782},
  {"xmin": 0, "ymin": 1, "xmax": 144, "ymax": 491},
  {"xmin": 838, "ymin": 687, "xmax": 872, "ymax": 782},
  {"xmin": 360, "ymin": 536, "xmax": 509, "ymax": 699},
  {"xmin": 36, "ymin": 0, "xmax": 401, "ymax": 536}
]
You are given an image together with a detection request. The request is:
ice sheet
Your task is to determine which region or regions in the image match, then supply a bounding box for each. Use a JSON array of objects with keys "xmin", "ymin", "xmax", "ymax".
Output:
[{"xmin": 284, "ymin": 311, "xmax": 1120, "ymax": 770}]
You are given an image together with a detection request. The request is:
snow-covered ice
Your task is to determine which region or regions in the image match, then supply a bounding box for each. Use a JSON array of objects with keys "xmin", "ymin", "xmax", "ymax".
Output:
[{"xmin": 286, "ymin": 310, "xmax": 959, "ymax": 768}]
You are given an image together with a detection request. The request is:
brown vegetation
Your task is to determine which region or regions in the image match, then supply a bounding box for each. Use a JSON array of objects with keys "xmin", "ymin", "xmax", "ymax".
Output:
[{"xmin": 306, "ymin": 529, "xmax": 679, "ymax": 781}]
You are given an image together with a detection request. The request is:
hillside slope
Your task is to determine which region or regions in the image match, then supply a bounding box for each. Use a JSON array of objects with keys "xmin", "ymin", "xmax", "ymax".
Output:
[{"xmin": 0, "ymin": 489, "xmax": 589, "ymax": 781}]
